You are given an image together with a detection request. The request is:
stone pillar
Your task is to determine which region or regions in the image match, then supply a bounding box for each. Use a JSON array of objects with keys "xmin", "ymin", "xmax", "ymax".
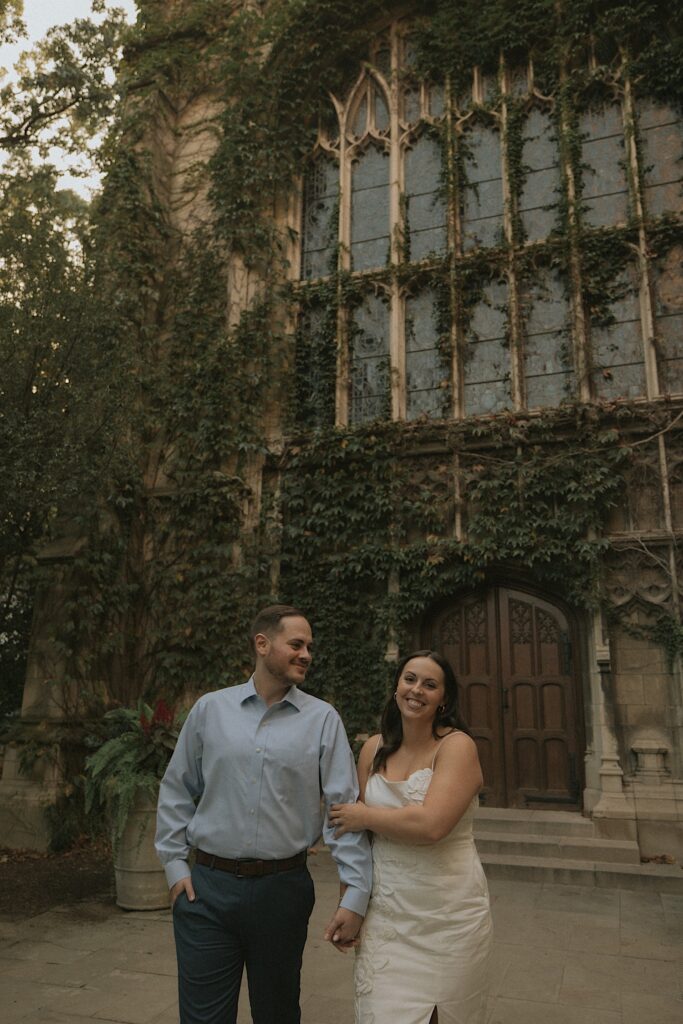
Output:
[
  {"xmin": 0, "ymin": 553, "xmax": 77, "ymax": 851},
  {"xmin": 584, "ymin": 610, "xmax": 637, "ymax": 841}
]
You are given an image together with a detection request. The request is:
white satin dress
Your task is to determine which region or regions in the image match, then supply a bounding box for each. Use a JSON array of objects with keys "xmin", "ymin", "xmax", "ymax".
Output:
[{"xmin": 354, "ymin": 760, "xmax": 492, "ymax": 1024}]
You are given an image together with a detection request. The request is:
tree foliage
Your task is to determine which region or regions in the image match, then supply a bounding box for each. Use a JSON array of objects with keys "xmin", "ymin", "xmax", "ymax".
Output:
[{"xmin": 0, "ymin": 3, "xmax": 130, "ymax": 718}]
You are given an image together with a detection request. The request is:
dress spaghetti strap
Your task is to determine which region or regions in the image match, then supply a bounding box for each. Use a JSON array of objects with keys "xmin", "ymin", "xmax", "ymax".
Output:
[{"xmin": 430, "ymin": 730, "xmax": 461, "ymax": 770}]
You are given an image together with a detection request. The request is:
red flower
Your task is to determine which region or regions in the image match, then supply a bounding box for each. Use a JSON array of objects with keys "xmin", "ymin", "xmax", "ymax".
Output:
[{"xmin": 152, "ymin": 700, "xmax": 175, "ymax": 727}]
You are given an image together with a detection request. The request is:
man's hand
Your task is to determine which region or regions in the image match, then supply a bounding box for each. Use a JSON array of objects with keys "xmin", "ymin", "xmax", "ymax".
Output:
[
  {"xmin": 170, "ymin": 876, "xmax": 196, "ymax": 907},
  {"xmin": 323, "ymin": 907, "xmax": 364, "ymax": 954},
  {"xmin": 329, "ymin": 801, "xmax": 368, "ymax": 836}
]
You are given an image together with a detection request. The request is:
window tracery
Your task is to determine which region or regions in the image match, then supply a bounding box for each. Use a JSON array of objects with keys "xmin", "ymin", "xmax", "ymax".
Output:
[{"xmin": 296, "ymin": 23, "xmax": 683, "ymax": 428}]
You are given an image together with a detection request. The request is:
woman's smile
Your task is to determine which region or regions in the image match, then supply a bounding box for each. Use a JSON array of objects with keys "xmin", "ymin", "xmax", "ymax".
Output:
[{"xmin": 395, "ymin": 656, "xmax": 446, "ymax": 721}]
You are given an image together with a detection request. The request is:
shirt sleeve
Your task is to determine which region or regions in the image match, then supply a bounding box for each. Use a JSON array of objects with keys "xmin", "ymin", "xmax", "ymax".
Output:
[
  {"xmin": 318, "ymin": 709, "xmax": 372, "ymax": 916},
  {"xmin": 155, "ymin": 699, "xmax": 205, "ymax": 889}
]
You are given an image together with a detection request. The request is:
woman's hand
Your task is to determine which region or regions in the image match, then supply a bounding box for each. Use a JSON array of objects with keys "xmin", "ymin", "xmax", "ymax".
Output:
[{"xmin": 329, "ymin": 801, "xmax": 368, "ymax": 836}]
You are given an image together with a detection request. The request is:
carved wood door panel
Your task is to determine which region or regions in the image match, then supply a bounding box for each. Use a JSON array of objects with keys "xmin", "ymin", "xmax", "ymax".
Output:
[{"xmin": 428, "ymin": 587, "xmax": 581, "ymax": 809}]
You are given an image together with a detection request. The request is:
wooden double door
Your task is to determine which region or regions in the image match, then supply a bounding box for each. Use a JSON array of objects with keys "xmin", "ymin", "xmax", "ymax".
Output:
[{"xmin": 426, "ymin": 587, "xmax": 583, "ymax": 809}]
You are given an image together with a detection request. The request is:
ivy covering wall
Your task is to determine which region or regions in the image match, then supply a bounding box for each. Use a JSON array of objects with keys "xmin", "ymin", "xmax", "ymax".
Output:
[{"xmin": 36, "ymin": 0, "xmax": 683, "ymax": 739}]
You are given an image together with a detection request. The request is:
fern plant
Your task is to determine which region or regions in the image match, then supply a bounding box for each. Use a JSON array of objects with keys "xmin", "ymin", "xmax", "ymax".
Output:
[{"xmin": 85, "ymin": 699, "xmax": 186, "ymax": 851}]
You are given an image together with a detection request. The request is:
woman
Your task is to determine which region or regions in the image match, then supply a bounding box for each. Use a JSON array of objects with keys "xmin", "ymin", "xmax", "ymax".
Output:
[{"xmin": 329, "ymin": 650, "xmax": 492, "ymax": 1024}]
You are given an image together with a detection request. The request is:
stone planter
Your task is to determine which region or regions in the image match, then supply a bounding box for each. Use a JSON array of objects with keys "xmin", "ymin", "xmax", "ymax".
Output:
[{"xmin": 114, "ymin": 788, "xmax": 170, "ymax": 911}]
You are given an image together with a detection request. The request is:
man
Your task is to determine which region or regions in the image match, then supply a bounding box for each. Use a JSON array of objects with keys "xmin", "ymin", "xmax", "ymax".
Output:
[{"xmin": 155, "ymin": 604, "xmax": 372, "ymax": 1024}]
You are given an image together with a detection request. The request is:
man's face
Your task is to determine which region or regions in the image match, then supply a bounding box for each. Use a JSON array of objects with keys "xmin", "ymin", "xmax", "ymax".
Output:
[{"xmin": 256, "ymin": 615, "xmax": 313, "ymax": 687}]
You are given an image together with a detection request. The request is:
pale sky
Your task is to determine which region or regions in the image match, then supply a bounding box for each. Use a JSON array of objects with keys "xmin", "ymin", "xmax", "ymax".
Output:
[
  {"xmin": 0, "ymin": 1, "xmax": 138, "ymax": 194},
  {"xmin": 1, "ymin": 1, "xmax": 137, "ymax": 70}
]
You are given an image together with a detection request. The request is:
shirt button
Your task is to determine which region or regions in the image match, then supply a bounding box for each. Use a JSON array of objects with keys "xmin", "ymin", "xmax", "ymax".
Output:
[
  {"xmin": 256, "ymin": 747, "xmax": 261, "ymax": 753},
  {"xmin": 250, "ymin": 810, "xmax": 255, "ymax": 815}
]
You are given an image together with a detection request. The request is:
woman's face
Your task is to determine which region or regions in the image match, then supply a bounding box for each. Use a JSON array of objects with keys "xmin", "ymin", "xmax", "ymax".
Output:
[{"xmin": 394, "ymin": 656, "xmax": 446, "ymax": 724}]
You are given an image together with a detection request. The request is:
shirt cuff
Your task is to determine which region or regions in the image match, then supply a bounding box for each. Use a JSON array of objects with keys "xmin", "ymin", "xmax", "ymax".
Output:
[
  {"xmin": 339, "ymin": 885, "xmax": 370, "ymax": 916},
  {"xmin": 163, "ymin": 858, "xmax": 191, "ymax": 889}
]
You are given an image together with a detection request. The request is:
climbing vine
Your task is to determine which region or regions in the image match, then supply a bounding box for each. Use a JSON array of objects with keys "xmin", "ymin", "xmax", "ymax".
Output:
[{"xmin": 22, "ymin": 0, "xmax": 683, "ymax": 748}]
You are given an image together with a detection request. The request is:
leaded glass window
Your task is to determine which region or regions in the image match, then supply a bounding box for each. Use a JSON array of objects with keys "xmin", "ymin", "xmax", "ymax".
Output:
[
  {"xmin": 592, "ymin": 266, "xmax": 646, "ymax": 401},
  {"xmin": 406, "ymin": 288, "xmax": 449, "ymax": 419},
  {"xmin": 639, "ymin": 100, "xmax": 683, "ymax": 219},
  {"xmin": 294, "ymin": 23, "xmax": 683, "ymax": 428},
  {"xmin": 405, "ymin": 134, "xmax": 448, "ymax": 261},
  {"xmin": 301, "ymin": 156, "xmax": 339, "ymax": 279},
  {"xmin": 462, "ymin": 122, "xmax": 505, "ymax": 251},
  {"xmin": 519, "ymin": 108, "xmax": 561, "ymax": 242},
  {"xmin": 653, "ymin": 248, "xmax": 683, "ymax": 395},
  {"xmin": 580, "ymin": 105, "xmax": 629, "ymax": 227},
  {"xmin": 351, "ymin": 145, "xmax": 390, "ymax": 271},
  {"xmin": 522, "ymin": 270, "xmax": 573, "ymax": 408},
  {"xmin": 350, "ymin": 291, "xmax": 390, "ymax": 423},
  {"xmin": 463, "ymin": 279, "xmax": 511, "ymax": 417}
]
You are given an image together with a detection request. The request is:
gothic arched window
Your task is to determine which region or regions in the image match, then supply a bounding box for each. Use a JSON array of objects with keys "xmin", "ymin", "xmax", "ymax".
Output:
[{"xmin": 295, "ymin": 23, "xmax": 683, "ymax": 428}]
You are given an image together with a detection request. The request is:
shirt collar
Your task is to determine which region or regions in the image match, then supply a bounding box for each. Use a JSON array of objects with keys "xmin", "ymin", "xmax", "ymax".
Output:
[{"xmin": 241, "ymin": 675, "xmax": 303, "ymax": 711}]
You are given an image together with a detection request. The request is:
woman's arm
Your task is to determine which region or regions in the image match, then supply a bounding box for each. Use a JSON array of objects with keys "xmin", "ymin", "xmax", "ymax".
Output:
[
  {"xmin": 357, "ymin": 734, "xmax": 379, "ymax": 801},
  {"xmin": 330, "ymin": 732, "xmax": 482, "ymax": 845}
]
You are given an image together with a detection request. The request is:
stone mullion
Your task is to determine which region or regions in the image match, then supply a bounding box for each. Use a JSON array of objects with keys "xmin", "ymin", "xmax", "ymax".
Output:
[
  {"xmin": 622, "ymin": 74, "xmax": 660, "ymax": 400},
  {"xmin": 558, "ymin": 69, "xmax": 591, "ymax": 403},
  {"xmin": 659, "ymin": 434, "xmax": 681, "ymax": 621},
  {"xmin": 446, "ymin": 77, "xmax": 464, "ymax": 420},
  {"xmin": 453, "ymin": 452, "xmax": 465, "ymax": 541},
  {"xmin": 499, "ymin": 56, "xmax": 524, "ymax": 411},
  {"xmin": 385, "ymin": 28, "xmax": 403, "ymax": 638},
  {"xmin": 621, "ymin": 75, "xmax": 678, "ymax": 617},
  {"xmin": 336, "ymin": 108, "xmax": 352, "ymax": 427},
  {"xmin": 389, "ymin": 25, "xmax": 405, "ymax": 420}
]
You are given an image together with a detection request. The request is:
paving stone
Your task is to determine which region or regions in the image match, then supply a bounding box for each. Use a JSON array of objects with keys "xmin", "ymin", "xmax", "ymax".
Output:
[
  {"xmin": 487, "ymin": 996, "xmax": 622, "ymax": 1023},
  {"xmin": 537, "ymin": 882, "xmax": 620, "ymax": 917},
  {"xmin": 566, "ymin": 950, "xmax": 680, "ymax": 998},
  {"xmin": 661, "ymin": 892, "xmax": 683, "ymax": 913},
  {"xmin": 486, "ymin": 877, "xmax": 542, "ymax": 907},
  {"xmin": 2, "ymin": 858, "xmax": 683, "ymax": 1023},
  {"xmin": 560, "ymin": 958, "xmax": 632, "ymax": 1010},
  {"xmin": 0, "ymin": 938, "xmax": 92, "ymax": 963},
  {"xmin": 2, "ymin": 978, "xmax": 79, "ymax": 1017},
  {"xmin": 621, "ymin": 991, "xmax": 683, "ymax": 1024},
  {"xmin": 301, "ymin": 993, "xmax": 357, "ymax": 1024},
  {"xmin": 498, "ymin": 946, "xmax": 564, "ymax": 1002},
  {"xmin": 564, "ymin": 919, "xmax": 621, "ymax": 954},
  {"xmin": 491, "ymin": 904, "xmax": 575, "ymax": 951},
  {"xmin": 619, "ymin": 931, "xmax": 682, "ymax": 962},
  {"xmin": 12, "ymin": 1014, "xmax": 110, "ymax": 1024},
  {"xmin": 46, "ymin": 970, "xmax": 178, "ymax": 1024}
]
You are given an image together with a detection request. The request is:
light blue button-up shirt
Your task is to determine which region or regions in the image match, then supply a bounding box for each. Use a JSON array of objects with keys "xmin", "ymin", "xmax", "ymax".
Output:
[{"xmin": 155, "ymin": 678, "xmax": 372, "ymax": 916}]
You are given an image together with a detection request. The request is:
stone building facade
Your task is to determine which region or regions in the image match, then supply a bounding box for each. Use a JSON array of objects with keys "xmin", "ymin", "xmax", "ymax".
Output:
[{"xmin": 0, "ymin": 2, "xmax": 681, "ymax": 865}]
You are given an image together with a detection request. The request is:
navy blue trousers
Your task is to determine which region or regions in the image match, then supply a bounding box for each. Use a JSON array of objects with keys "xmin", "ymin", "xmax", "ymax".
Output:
[{"xmin": 172, "ymin": 863, "xmax": 315, "ymax": 1024}]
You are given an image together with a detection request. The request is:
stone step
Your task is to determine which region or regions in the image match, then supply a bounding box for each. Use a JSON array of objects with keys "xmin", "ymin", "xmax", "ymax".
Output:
[
  {"xmin": 480, "ymin": 852, "xmax": 683, "ymax": 892},
  {"xmin": 475, "ymin": 806, "xmax": 595, "ymax": 837},
  {"xmin": 475, "ymin": 830, "xmax": 641, "ymax": 864}
]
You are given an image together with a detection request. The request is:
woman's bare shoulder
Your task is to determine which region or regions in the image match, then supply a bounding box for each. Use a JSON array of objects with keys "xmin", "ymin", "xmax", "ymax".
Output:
[
  {"xmin": 435, "ymin": 730, "xmax": 479, "ymax": 762},
  {"xmin": 361, "ymin": 733, "xmax": 382, "ymax": 754},
  {"xmin": 359, "ymin": 733, "xmax": 382, "ymax": 763}
]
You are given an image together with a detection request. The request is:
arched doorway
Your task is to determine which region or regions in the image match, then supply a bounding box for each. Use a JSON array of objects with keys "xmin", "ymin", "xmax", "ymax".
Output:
[{"xmin": 425, "ymin": 586, "xmax": 584, "ymax": 810}]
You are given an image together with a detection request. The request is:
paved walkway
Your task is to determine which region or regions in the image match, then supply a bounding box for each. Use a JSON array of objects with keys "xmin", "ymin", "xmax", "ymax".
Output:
[{"xmin": 1, "ymin": 852, "xmax": 682, "ymax": 1024}]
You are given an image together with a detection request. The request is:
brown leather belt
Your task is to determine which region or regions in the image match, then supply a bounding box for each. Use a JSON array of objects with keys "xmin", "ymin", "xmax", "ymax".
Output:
[{"xmin": 195, "ymin": 848, "xmax": 307, "ymax": 877}]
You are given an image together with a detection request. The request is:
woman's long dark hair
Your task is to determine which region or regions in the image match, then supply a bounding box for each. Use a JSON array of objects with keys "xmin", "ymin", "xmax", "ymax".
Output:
[{"xmin": 371, "ymin": 650, "xmax": 471, "ymax": 775}]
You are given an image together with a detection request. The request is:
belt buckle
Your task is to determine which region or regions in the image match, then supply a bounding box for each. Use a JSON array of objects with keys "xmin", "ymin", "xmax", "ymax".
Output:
[{"xmin": 234, "ymin": 859, "xmax": 245, "ymax": 878}]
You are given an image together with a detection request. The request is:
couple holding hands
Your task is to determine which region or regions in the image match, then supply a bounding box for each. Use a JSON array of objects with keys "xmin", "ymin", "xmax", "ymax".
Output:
[{"xmin": 155, "ymin": 604, "xmax": 492, "ymax": 1024}]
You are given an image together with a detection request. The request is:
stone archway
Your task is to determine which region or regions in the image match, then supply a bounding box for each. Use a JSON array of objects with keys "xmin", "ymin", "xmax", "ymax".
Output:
[{"xmin": 424, "ymin": 586, "xmax": 585, "ymax": 810}]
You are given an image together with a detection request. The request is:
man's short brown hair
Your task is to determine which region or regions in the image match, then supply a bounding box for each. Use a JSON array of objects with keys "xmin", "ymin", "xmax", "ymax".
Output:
[{"xmin": 249, "ymin": 604, "xmax": 308, "ymax": 653}]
